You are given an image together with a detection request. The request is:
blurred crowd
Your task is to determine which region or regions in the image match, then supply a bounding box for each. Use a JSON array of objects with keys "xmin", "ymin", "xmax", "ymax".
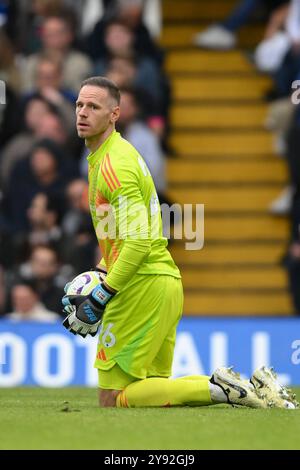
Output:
[
  {"xmin": 0, "ymin": 0, "xmax": 170, "ymax": 320},
  {"xmin": 1, "ymin": 0, "xmax": 300, "ymax": 319}
]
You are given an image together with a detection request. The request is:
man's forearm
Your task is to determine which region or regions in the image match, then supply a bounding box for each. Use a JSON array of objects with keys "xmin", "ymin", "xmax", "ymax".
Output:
[{"xmin": 105, "ymin": 239, "xmax": 151, "ymax": 292}]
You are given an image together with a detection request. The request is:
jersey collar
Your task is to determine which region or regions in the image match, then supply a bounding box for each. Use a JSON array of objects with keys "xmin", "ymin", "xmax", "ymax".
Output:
[{"xmin": 87, "ymin": 130, "xmax": 119, "ymax": 166}]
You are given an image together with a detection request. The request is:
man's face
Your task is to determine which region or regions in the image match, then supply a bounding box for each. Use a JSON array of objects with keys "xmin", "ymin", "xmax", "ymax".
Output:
[
  {"xmin": 105, "ymin": 24, "xmax": 133, "ymax": 54},
  {"xmin": 42, "ymin": 18, "xmax": 72, "ymax": 51},
  {"xmin": 25, "ymin": 99, "xmax": 51, "ymax": 132},
  {"xmin": 12, "ymin": 285, "xmax": 38, "ymax": 314},
  {"xmin": 67, "ymin": 179, "xmax": 88, "ymax": 210},
  {"xmin": 31, "ymin": 247, "xmax": 58, "ymax": 279},
  {"xmin": 76, "ymin": 85, "xmax": 119, "ymax": 139},
  {"xmin": 27, "ymin": 193, "xmax": 48, "ymax": 227},
  {"xmin": 36, "ymin": 60, "xmax": 62, "ymax": 90},
  {"xmin": 119, "ymin": 92, "xmax": 137, "ymax": 125},
  {"xmin": 36, "ymin": 113, "xmax": 66, "ymax": 144},
  {"xmin": 30, "ymin": 148, "xmax": 57, "ymax": 179}
]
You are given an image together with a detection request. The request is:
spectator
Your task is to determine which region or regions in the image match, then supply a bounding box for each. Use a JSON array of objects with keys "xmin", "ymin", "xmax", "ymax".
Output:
[
  {"xmin": 88, "ymin": 7, "xmax": 170, "ymax": 143},
  {"xmin": 3, "ymin": 139, "xmax": 71, "ymax": 233},
  {"xmin": 21, "ymin": 95, "xmax": 58, "ymax": 132},
  {"xmin": 70, "ymin": 0, "xmax": 105, "ymax": 37},
  {"xmin": 272, "ymin": 0, "xmax": 300, "ymax": 97},
  {"xmin": 0, "ymin": 28, "xmax": 21, "ymax": 92},
  {"xmin": 17, "ymin": 0, "xmax": 66, "ymax": 54},
  {"xmin": 106, "ymin": 56, "xmax": 169, "ymax": 142},
  {"xmin": 0, "ymin": 202, "xmax": 14, "ymax": 269},
  {"xmin": 0, "ymin": 101, "xmax": 73, "ymax": 188},
  {"xmin": 5, "ymin": 279, "xmax": 60, "ymax": 322},
  {"xmin": 61, "ymin": 179, "xmax": 98, "ymax": 273},
  {"xmin": 22, "ymin": 13, "xmax": 93, "ymax": 93},
  {"xmin": 23, "ymin": 53, "xmax": 77, "ymax": 131},
  {"xmin": 96, "ymin": 20, "xmax": 171, "ymax": 141},
  {"xmin": 194, "ymin": 0, "xmax": 289, "ymax": 50},
  {"xmin": 72, "ymin": 0, "xmax": 161, "ymax": 39},
  {"xmin": 26, "ymin": 53, "xmax": 76, "ymax": 102},
  {"xmin": 13, "ymin": 192, "xmax": 64, "ymax": 260},
  {"xmin": 94, "ymin": 20, "xmax": 163, "ymax": 102},
  {"xmin": 116, "ymin": 0, "xmax": 162, "ymax": 39},
  {"xmin": 0, "ymin": 96, "xmax": 51, "ymax": 186},
  {"xmin": 249, "ymin": 0, "xmax": 300, "ymax": 218},
  {"xmin": 14, "ymin": 245, "xmax": 68, "ymax": 315},
  {"xmin": 62, "ymin": 178, "xmax": 90, "ymax": 236},
  {"xmin": 86, "ymin": 0, "xmax": 164, "ymax": 66},
  {"xmin": 0, "ymin": 84, "xmax": 23, "ymax": 151},
  {"xmin": 0, "ymin": 29, "xmax": 23, "ymax": 148},
  {"xmin": 117, "ymin": 87, "xmax": 166, "ymax": 195}
]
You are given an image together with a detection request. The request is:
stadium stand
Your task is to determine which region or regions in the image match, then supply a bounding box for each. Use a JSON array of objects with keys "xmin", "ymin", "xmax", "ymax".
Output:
[{"xmin": 161, "ymin": 0, "xmax": 293, "ymax": 315}]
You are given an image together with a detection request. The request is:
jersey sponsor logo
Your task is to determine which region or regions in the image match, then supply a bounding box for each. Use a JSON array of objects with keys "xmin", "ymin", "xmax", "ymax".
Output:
[{"xmin": 101, "ymin": 153, "xmax": 121, "ymax": 192}]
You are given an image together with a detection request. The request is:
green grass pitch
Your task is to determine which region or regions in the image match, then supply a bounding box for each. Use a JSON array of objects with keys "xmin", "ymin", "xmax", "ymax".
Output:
[{"xmin": 0, "ymin": 387, "xmax": 299, "ymax": 450}]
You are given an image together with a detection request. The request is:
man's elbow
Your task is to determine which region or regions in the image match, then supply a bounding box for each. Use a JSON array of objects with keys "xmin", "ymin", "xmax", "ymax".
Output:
[{"xmin": 126, "ymin": 238, "xmax": 152, "ymax": 258}]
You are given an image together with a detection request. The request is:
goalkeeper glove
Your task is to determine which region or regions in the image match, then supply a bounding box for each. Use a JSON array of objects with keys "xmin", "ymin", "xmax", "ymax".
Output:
[{"xmin": 62, "ymin": 283, "xmax": 114, "ymax": 338}]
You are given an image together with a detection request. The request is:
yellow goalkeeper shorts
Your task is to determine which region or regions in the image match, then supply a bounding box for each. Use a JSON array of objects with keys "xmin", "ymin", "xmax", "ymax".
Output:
[{"xmin": 95, "ymin": 274, "xmax": 183, "ymax": 390}]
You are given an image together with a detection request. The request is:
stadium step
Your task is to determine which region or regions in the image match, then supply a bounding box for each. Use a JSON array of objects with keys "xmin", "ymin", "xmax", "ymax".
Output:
[
  {"xmin": 170, "ymin": 131, "xmax": 274, "ymax": 157},
  {"xmin": 166, "ymin": 51, "xmax": 253, "ymax": 73},
  {"xmin": 167, "ymin": 186, "xmax": 288, "ymax": 212},
  {"xmin": 173, "ymin": 215, "xmax": 288, "ymax": 240},
  {"xmin": 171, "ymin": 103, "xmax": 267, "ymax": 129},
  {"xmin": 163, "ymin": 0, "xmax": 238, "ymax": 22},
  {"xmin": 169, "ymin": 242, "xmax": 285, "ymax": 266},
  {"xmin": 167, "ymin": 160, "xmax": 287, "ymax": 184},
  {"xmin": 161, "ymin": 25, "xmax": 264, "ymax": 49},
  {"xmin": 184, "ymin": 291, "xmax": 293, "ymax": 316},
  {"xmin": 172, "ymin": 76, "xmax": 271, "ymax": 101},
  {"xmin": 180, "ymin": 266, "xmax": 288, "ymax": 290}
]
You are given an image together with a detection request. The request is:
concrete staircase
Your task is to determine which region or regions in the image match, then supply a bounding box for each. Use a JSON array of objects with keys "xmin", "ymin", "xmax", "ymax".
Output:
[{"xmin": 161, "ymin": 0, "xmax": 293, "ymax": 315}]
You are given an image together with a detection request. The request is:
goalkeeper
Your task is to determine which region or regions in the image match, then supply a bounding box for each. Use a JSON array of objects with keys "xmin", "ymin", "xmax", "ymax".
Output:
[{"xmin": 62, "ymin": 77, "xmax": 298, "ymax": 410}]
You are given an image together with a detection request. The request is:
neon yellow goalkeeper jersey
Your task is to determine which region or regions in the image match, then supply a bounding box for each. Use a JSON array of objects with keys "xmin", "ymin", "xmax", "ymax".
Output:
[{"xmin": 87, "ymin": 130, "xmax": 181, "ymax": 288}]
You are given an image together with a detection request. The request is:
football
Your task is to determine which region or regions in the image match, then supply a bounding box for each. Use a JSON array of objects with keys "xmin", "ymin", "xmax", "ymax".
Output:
[{"xmin": 65, "ymin": 270, "xmax": 106, "ymax": 296}]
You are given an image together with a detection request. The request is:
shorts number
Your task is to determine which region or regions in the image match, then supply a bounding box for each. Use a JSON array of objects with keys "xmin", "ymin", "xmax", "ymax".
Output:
[{"xmin": 99, "ymin": 323, "xmax": 116, "ymax": 348}]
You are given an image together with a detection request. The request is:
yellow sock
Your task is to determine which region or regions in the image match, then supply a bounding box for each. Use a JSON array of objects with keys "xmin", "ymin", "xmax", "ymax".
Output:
[{"xmin": 116, "ymin": 376, "xmax": 212, "ymax": 408}]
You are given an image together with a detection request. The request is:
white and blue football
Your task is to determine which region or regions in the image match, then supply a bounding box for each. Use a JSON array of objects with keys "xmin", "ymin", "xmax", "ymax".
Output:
[{"xmin": 66, "ymin": 271, "xmax": 106, "ymax": 296}]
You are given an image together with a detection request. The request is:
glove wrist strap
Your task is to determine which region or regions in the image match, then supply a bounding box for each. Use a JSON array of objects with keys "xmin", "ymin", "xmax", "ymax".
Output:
[
  {"xmin": 92, "ymin": 267, "xmax": 107, "ymax": 275},
  {"xmin": 90, "ymin": 283, "xmax": 114, "ymax": 307}
]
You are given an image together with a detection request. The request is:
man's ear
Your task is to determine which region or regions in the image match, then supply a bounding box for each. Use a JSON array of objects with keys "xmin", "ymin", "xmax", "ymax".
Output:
[{"xmin": 111, "ymin": 106, "xmax": 120, "ymax": 124}]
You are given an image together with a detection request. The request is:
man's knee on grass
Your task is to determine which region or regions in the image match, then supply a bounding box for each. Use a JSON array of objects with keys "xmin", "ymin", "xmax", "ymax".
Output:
[{"xmin": 98, "ymin": 389, "xmax": 120, "ymax": 407}]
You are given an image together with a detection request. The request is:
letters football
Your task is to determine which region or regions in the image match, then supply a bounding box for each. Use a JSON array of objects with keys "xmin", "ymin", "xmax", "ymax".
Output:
[{"xmin": 66, "ymin": 270, "xmax": 106, "ymax": 296}]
